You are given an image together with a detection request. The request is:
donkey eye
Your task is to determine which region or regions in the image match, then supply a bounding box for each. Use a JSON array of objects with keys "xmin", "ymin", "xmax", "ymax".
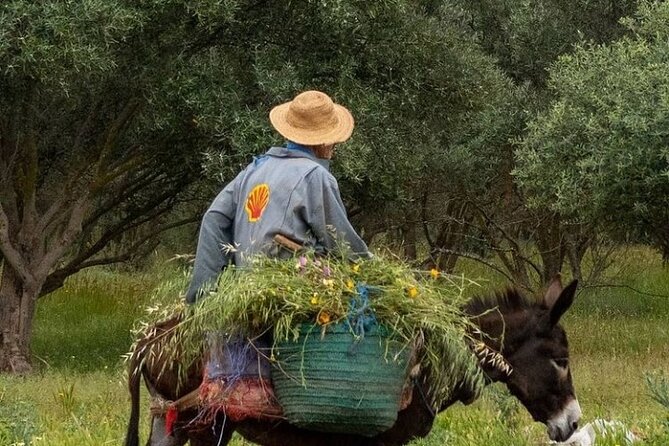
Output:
[{"xmin": 552, "ymin": 358, "xmax": 569, "ymax": 369}]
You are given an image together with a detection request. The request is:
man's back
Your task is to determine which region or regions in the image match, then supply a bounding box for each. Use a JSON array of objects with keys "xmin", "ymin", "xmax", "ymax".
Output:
[{"xmin": 230, "ymin": 146, "xmax": 332, "ymax": 263}]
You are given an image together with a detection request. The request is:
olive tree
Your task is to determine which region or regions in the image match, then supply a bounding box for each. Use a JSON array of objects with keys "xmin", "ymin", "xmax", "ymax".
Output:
[
  {"xmin": 0, "ymin": 0, "xmax": 254, "ymax": 373},
  {"xmin": 407, "ymin": 0, "xmax": 642, "ymax": 288},
  {"xmin": 516, "ymin": 1, "xmax": 669, "ymax": 260}
]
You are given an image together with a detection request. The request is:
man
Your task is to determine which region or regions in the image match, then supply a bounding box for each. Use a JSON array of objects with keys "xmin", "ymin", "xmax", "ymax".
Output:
[{"xmin": 186, "ymin": 90, "xmax": 370, "ymax": 303}]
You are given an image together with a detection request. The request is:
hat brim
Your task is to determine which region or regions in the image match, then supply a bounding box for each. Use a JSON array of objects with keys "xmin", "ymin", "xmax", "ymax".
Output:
[{"xmin": 269, "ymin": 103, "xmax": 354, "ymax": 145}]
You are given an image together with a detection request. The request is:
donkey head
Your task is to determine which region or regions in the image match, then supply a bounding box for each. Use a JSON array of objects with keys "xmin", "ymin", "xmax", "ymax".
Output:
[{"xmin": 473, "ymin": 276, "xmax": 581, "ymax": 442}]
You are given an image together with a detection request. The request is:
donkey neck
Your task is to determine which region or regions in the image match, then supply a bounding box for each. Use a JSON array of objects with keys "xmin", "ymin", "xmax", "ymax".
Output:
[
  {"xmin": 436, "ymin": 293, "xmax": 543, "ymax": 412},
  {"xmin": 443, "ymin": 290, "xmax": 547, "ymax": 405},
  {"xmin": 470, "ymin": 305, "xmax": 544, "ymax": 356},
  {"xmin": 465, "ymin": 289, "xmax": 545, "ymax": 355}
]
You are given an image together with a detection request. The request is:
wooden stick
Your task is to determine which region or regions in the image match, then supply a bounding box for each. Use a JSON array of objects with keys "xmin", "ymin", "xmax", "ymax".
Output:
[{"xmin": 273, "ymin": 234, "xmax": 303, "ymax": 253}]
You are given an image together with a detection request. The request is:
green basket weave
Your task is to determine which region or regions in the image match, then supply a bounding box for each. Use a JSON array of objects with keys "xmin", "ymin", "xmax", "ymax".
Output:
[{"xmin": 272, "ymin": 322, "xmax": 410, "ymax": 436}]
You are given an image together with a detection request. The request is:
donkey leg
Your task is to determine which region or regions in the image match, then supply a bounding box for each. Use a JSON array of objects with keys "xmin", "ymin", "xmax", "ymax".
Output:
[
  {"xmin": 187, "ymin": 415, "xmax": 235, "ymax": 446},
  {"xmin": 146, "ymin": 415, "xmax": 189, "ymax": 446},
  {"xmin": 188, "ymin": 429, "xmax": 234, "ymax": 446}
]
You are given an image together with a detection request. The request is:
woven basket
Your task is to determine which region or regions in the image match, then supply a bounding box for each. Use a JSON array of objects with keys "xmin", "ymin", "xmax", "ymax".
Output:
[{"xmin": 272, "ymin": 323, "xmax": 410, "ymax": 436}]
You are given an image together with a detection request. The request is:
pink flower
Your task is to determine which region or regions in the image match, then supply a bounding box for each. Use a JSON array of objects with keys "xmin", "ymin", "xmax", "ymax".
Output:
[
  {"xmin": 296, "ymin": 256, "xmax": 308, "ymax": 273},
  {"xmin": 323, "ymin": 266, "xmax": 332, "ymax": 277}
]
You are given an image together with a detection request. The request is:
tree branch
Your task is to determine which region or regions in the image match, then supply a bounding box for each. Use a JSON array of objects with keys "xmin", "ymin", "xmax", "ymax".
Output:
[
  {"xmin": 469, "ymin": 200, "xmax": 544, "ymax": 280},
  {"xmin": 17, "ymin": 133, "xmax": 38, "ymax": 242},
  {"xmin": 579, "ymin": 283, "xmax": 669, "ymax": 299},
  {"xmin": 421, "ymin": 190, "xmax": 436, "ymax": 247},
  {"xmin": 81, "ymin": 166, "xmax": 161, "ymax": 230},
  {"xmin": 91, "ymin": 149, "xmax": 147, "ymax": 193},
  {"xmin": 66, "ymin": 177, "xmax": 188, "ymax": 272},
  {"xmin": 73, "ymin": 100, "xmax": 102, "ymax": 152},
  {"xmin": 36, "ymin": 160, "xmax": 94, "ymax": 236},
  {"xmin": 40, "ymin": 216, "xmax": 198, "ymax": 297},
  {"xmin": 0, "ymin": 143, "xmax": 21, "ymax": 229},
  {"xmin": 95, "ymin": 99, "xmax": 141, "ymax": 176},
  {"xmin": 36, "ymin": 194, "xmax": 91, "ymax": 281},
  {"xmin": 427, "ymin": 247, "xmax": 534, "ymax": 292},
  {"xmin": 0, "ymin": 203, "xmax": 33, "ymax": 286}
]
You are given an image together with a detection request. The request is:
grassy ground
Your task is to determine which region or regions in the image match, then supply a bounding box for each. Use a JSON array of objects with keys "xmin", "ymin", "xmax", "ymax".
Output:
[{"xmin": 1, "ymin": 249, "xmax": 668, "ymax": 445}]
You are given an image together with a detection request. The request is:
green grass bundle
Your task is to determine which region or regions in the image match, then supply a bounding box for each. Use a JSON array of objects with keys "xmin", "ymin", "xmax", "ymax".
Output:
[{"xmin": 167, "ymin": 252, "xmax": 485, "ymax": 408}]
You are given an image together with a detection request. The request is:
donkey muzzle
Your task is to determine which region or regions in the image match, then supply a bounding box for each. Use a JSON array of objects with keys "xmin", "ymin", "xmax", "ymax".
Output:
[{"xmin": 547, "ymin": 398, "xmax": 582, "ymax": 442}]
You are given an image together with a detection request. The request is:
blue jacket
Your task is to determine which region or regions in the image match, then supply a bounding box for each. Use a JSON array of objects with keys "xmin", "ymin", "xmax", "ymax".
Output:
[{"xmin": 186, "ymin": 146, "xmax": 370, "ymax": 303}]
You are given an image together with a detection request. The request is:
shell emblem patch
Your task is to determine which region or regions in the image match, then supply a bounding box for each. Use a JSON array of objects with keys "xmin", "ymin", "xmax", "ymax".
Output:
[{"xmin": 245, "ymin": 183, "xmax": 270, "ymax": 222}]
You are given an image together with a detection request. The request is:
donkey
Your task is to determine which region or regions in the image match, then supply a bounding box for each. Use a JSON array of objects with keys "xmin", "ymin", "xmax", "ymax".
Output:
[{"xmin": 125, "ymin": 276, "xmax": 581, "ymax": 446}]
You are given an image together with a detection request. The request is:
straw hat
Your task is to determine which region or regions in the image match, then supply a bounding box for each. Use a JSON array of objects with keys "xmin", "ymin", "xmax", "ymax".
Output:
[{"xmin": 269, "ymin": 90, "xmax": 354, "ymax": 145}]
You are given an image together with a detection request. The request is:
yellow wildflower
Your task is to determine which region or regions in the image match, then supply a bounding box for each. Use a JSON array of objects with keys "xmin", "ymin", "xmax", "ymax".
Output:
[
  {"xmin": 317, "ymin": 311, "xmax": 331, "ymax": 325},
  {"xmin": 351, "ymin": 263, "xmax": 360, "ymax": 274},
  {"xmin": 345, "ymin": 279, "xmax": 355, "ymax": 291},
  {"xmin": 322, "ymin": 278, "xmax": 335, "ymax": 288},
  {"xmin": 430, "ymin": 268, "xmax": 440, "ymax": 279},
  {"xmin": 407, "ymin": 286, "xmax": 419, "ymax": 299},
  {"xmin": 311, "ymin": 292, "xmax": 320, "ymax": 305}
]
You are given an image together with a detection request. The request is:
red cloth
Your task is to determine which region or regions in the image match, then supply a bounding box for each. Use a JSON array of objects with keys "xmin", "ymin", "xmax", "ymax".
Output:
[{"xmin": 165, "ymin": 405, "xmax": 178, "ymax": 436}]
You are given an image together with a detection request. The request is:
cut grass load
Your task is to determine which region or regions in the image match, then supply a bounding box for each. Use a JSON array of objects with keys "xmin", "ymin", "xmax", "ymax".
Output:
[{"xmin": 161, "ymin": 252, "xmax": 487, "ymax": 408}]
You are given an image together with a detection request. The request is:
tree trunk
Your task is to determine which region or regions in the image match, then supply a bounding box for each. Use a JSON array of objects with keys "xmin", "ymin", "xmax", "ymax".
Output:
[
  {"xmin": 0, "ymin": 263, "xmax": 38, "ymax": 374},
  {"xmin": 437, "ymin": 250, "xmax": 459, "ymax": 274},
  {"xmin": 401, "ymin": 222, "xmax": 417, "ymax": 261},
  {"xmin": 565, "ymin": 231, "xmax": 589, "ymax": 284},
  {"xmin": 536, "ymin": 214, "xmax": 565, "ymax": 284}
]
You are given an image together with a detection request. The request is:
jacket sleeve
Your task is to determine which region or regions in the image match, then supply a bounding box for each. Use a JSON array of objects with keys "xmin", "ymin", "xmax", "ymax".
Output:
[
  {"xmin": 186, "ymin": 173, "xmax": 242, "ymax": 303},
  {"xmin": 301, "ymin": 167, "xmax": 370, "ymax": 258}
]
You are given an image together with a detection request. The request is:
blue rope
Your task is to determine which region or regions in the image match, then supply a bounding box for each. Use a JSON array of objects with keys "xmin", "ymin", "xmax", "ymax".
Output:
[
  {"xmin": 205, "ymin": 333, "xmax": 256, "ymax": 390},
  {"xmin": 347, "ymin": 284, "xmax": 378, "ymax": 352}
]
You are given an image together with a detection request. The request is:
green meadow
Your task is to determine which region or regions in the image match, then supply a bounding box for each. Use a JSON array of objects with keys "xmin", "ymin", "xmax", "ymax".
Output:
[{"xmin": 1, "ymin": 249, "xmax": 668, "ymax": 445}]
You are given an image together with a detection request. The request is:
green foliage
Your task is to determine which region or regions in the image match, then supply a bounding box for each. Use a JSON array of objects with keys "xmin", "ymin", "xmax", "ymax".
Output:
[
  {"xmin": 149, "ymin": 0, "xmax": 521, "ymax": 224},
  {"xmin": 0, "ymin": 0, "xmax": 523, "ymax": 199},
  {"xmin": 437, "ymin": 0, "xmax": 637, "ymax": 86},
  {"xmin": 0, "ymin": 394, "xmax": 38, "ymax": 446},
  {"xmin": 1, "ymin": 0, "xmax": 653, "ymax": 302},
  {"xmin": 515, "ymin": 0, "xmax": 669, "ymax": 253},
  {"xmin": 2, "ymin": 0, "xmax": 647, "ymax": 300},
  {"xmin": 646, "ymin": 371, "xmax": 669, "ymax": 411},
  {"xmin": 171, "ymin": 252, "xmax": 486, "ymax": 407},
  {"xmin": 0, "ymin": 1, "xmax": 142, "ymax": 86}
]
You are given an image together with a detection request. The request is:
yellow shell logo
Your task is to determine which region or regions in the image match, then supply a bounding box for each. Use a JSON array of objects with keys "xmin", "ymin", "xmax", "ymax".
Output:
[{"xmin": 245, "ymin": 184, "xmax": 270, "ymax": 222}]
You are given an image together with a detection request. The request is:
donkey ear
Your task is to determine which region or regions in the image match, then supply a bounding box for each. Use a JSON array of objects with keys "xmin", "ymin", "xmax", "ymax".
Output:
[
  {"xmin": 548, "ymin": 280, "xmax": 578, "ymax": 326},
  {"xmin": 543, "ymin": 274, "xmax": 563, "ymax": 309}
]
